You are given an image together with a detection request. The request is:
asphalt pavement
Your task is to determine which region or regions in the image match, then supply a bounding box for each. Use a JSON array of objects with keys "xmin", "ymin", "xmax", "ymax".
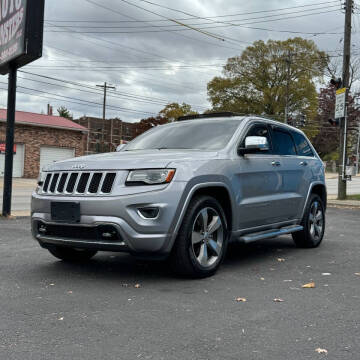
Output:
[{"xmin": 1, "ymin": 207, "xmax": 360, "ymax": 359}]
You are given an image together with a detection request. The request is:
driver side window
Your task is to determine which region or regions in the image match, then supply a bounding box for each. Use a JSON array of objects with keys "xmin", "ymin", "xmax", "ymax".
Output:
[{"xmin": 241, "ymin": 123, "xmax": 272, "ymax": 153}]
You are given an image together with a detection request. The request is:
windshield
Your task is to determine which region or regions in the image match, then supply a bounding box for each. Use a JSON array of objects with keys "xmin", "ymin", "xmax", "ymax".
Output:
[{"xmin": 125, "ymin": 119, "xmax": 242, "ymax": 151}]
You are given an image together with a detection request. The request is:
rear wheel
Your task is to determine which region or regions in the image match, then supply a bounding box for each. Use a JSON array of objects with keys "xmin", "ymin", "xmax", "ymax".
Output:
[
  {"xmin": 47, "ymin": 246, "xmax": 97, "ymax": 262},
  {"xmin": 292, "ymin": 194, "xmax": 325, "ymax": 248},
  {"xmin": 170, "ymin": 195, "xmax": 228, "ymax": 278}
]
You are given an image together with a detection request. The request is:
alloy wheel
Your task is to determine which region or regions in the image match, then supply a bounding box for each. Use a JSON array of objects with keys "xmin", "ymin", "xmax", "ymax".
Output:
[
  {"xmin": 191, "ymin": 207, "xmax": 224, "ymax": 268},
  {"xmin": 308, "ymin": 200, "xmax": 324, "ymax": 241}
]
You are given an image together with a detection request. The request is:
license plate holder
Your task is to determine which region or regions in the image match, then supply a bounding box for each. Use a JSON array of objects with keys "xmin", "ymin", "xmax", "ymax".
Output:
[{"xmin": 51, "ymin": 202, "xmax": 80, "ymax": 223}]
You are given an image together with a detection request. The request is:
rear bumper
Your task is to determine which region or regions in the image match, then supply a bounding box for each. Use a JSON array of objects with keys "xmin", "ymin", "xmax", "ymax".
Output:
[{"xmin": 31, "ymin": 181, "xmax": 187, "ymax": 254}]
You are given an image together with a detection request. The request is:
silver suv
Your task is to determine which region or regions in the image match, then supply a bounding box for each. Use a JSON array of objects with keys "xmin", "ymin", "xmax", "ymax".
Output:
[{"xmin": 31, "ymin": 114, "xmax": 326, "ymax": 277}]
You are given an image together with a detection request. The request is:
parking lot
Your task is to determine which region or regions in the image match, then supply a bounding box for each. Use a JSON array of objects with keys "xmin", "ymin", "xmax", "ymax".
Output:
[{"xmin": 1, "ymin": 207, "xmax": 359, "ymax": 359}]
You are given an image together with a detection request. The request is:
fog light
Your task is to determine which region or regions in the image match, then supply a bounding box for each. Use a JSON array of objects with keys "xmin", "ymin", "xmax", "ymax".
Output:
[
  {"xmin": 38, "ymin": 224, "xmax": 47, "ymax": 234},
  {"xmin": 137, "ymin": 207, "xmax": 159, "ymax": 219}
]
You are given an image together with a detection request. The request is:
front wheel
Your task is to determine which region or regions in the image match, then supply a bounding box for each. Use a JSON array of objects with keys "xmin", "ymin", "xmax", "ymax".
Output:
[
  {"xmin": 292, "ymin": 194, "xmax": 325, "ymax": 248},
  {"xmin": 47, "ymin": 246, "xmax": 97, "ymax": 262},
  {"xmin": 170, "ymin": 195, "xmax": 229, "ymax": 278}
]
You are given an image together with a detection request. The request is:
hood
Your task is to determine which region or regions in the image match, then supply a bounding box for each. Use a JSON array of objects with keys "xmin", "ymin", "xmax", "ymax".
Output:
[{"xmin": 43, "ymin": 149, "xmax": 219, "ymax": 171}]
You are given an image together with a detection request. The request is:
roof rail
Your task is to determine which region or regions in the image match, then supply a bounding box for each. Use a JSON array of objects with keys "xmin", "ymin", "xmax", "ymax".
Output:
[{"xmin": 177, "ymin": 112, "xmax": 243, "ymax": 121}]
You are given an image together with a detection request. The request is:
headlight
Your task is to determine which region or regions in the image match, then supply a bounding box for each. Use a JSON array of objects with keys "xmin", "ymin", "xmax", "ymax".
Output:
[
  {"xmin": 126, "ymin": 169, "xmax": 175, "ymax": 185},
  {"xmin": 36, "ymin": 172, "xmax": 46, "ymax": 193}
]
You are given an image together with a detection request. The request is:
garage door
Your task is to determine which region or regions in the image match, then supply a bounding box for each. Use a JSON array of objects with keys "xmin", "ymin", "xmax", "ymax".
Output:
[
  {"xmin": 0, "ymin": 144, "xmax": 24, "ymax": 178},
  {"xmin": 40, "ymin": 147, "xmax": 75, "ymax": 171}
]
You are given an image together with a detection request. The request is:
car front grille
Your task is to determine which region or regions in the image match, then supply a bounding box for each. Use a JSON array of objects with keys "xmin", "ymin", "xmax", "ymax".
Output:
[{"xmin": 41, "ymin": 172, "xmax": 117, "ymax": 195}]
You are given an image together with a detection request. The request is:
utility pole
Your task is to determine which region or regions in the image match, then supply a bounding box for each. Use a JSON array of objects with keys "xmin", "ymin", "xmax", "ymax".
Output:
[
  {"xmin": 356, "ymin": 120, "xmax": 360, "ymax": 175},
  {"xmin": 338, "ymin": 0, "xmax": 353, "ymax": 200},
  {"xmin": 284, "ymin": 51, "xmax": 292, "ymax": 124},
  {"xmin": 96, "ymin": 82, "xmax": 115, "ymax": 152}
]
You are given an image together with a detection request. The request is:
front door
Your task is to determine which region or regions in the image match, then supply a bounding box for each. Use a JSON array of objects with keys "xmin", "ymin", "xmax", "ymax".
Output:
[{"xmin": 236, "ymin": 123, "xmax": 284, "ymax": 229}]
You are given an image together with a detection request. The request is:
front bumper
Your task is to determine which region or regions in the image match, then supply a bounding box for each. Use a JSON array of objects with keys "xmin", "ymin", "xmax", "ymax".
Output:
[{"xmin": 31, "ymin": 181, "xmax": 187, "ymax": 255}]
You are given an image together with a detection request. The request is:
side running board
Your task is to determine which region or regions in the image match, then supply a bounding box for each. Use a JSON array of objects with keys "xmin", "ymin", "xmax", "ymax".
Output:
[{"xmin": 239, "ymin": 225, "xmax": 303, "ymax": 243}]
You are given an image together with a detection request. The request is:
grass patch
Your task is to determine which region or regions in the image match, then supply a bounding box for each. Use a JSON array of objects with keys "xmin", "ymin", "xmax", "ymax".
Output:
[{"xmin": 346, "ymin": 194, "xmax": 360, "ymax": 201}]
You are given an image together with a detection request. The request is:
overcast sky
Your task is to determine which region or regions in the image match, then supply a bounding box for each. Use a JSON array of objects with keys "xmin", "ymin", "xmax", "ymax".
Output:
[{"xmin": 0, "ymin": 0, "xmax": 351, "ymax": 122}]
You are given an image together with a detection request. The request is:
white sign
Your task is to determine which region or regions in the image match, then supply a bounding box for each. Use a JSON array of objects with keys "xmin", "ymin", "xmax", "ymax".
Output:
[{"xmin": 335, "ymin": 88, "xmax": 346, "ymax": 119}]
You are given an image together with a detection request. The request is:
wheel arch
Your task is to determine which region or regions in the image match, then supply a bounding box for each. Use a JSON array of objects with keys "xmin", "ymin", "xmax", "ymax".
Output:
[
  {"xmin": 301, "ymin": 182, "xmax": 327, "ymax": 220},
  {"xmin": 167, "ymin": 182, "xmax": 235, "ymax": 253}
]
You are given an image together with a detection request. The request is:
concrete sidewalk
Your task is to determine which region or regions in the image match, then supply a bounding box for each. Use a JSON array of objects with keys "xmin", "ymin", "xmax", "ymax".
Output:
[{"xmin": 0, "ymin": 178, "xmax": 36, "ymax": 217}]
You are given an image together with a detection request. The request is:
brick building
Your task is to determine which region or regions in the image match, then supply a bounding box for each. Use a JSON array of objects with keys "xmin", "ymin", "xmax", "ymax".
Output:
[
  {"xmin": 75, "ymin": 116, "xmax": 168, "ymax": 155},
  {"xmin": 75, "ymin": 116, "xmax": 137, "ymax": 154},
  {"xmin": 0, "ymin": 109, "xmax": 87, "ymax": 178}
]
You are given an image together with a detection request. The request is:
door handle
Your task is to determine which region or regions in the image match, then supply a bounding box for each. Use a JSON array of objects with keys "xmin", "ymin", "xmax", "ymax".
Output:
[
  {"xmin": 271, "ymin": 161, "xmax": 281, "ymax": 167},
  {"xmin": 300, "ymin": 161, "xmax": 308, "ymax": 166}
]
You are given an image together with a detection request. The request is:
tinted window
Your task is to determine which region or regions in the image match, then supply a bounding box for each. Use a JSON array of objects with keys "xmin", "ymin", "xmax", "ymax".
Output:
[
  {"xmin": 272, "ymin": 128, "xmax": 297, "ymax": 155},
  {"xmin": 242, "ymin": 123, "xmax": 271, "ymax": 153},
  {"xmin": 125, "ymin": 119, "xmax": 242, "ymax": 151},
  {"xmin": 291, "ymin": 131, "xmax": 314, "ymax": 157}
]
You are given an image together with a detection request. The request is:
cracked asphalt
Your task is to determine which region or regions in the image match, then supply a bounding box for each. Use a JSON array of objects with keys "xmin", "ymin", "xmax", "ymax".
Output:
[{"xmin": 1, "ymin": 207, "xmax": 360, "ymax": 359}]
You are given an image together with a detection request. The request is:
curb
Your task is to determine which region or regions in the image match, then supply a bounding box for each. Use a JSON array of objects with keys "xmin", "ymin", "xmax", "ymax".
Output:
[{"xmin": 327, "ymin": 199, "xmax": 360, "ymax": 209}]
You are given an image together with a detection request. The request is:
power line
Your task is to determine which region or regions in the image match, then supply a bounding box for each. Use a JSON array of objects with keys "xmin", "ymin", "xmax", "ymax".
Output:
[
  {"xmin": 18, "ymin": 70, "xmax": 209, "ymax": 110},
  {"xmin": 46, "ymin": 3, "xmax": 342, "ymax": 37},
  {"xmin": 46, "ymin": 1, "xmax": 340, "ymax": 23},
  {"xmin": 0, "ymin": 82, "xmax": 156, "ymax": 115}
]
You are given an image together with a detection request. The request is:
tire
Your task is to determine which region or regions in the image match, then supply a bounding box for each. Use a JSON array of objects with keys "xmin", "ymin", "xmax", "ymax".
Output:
[
  {"xmin": 292, "ymin": 194, "xmax": 325, "ymax": 248},
  {"xmin": 170, "ymin": 195, "xmax": 229, "ymax": 278},
  {"xmin": 47, "ymin": 246, "xmax": 97, "ymax": 262}
]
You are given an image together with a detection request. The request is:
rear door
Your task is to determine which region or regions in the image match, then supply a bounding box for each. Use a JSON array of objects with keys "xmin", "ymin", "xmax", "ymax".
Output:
[
  {"xmin": 269, "ymin": 126, "xmax": 306, "ymax": 221},
  {"xmin": 290, "ymin": 130, "xmax": 317, "ymax": 218}
]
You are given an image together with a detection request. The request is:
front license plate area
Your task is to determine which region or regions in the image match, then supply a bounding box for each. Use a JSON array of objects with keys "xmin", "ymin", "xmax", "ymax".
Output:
[{"xmin": 51, "ymin": 202, "xmax": 80, "ymax": 223}]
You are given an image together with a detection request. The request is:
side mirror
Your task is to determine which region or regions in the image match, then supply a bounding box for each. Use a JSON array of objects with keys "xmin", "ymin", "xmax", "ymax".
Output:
[
  {"xmin": 239, "ymin": 136, "xmax": 269, "ymax": 155},
  {"xmin": 116, "ymin": 144, "xmax": 126, "ymax": 152}
]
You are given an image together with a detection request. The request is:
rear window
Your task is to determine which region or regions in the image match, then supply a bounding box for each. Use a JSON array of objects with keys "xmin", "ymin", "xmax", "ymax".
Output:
[
  {"xmin": 271, "ymin": 128, "xmax": 297, "ymax": 156},
  {"xmin": 291, "ymin": 131, "xmax": 314, "ymax": 157}
]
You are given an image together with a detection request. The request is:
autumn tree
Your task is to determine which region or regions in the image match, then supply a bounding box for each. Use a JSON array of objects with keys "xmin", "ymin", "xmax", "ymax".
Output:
[
  {"xmin": 207, "ymin": 38, "xmax": 328, "ymax": 123},
  {"xmin": 57, "ymin": 106, "xmax": 72, "ymax": 119},
  {"xmin": 159, "ymin": 102, "xmax": 198, "ymax": 122},
  {"xmin": 134, "ymin": 116, "xmax": 168, "ymax": 137},
  {"xmin": 311, "ymin": 86, "xmax": 360, "ymax": 160}
]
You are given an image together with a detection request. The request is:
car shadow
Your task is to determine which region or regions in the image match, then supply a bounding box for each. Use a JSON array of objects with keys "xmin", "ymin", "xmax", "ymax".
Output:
[{"xmin": 33, "ymin": 235, "xmax": 299, "ymax": 283}]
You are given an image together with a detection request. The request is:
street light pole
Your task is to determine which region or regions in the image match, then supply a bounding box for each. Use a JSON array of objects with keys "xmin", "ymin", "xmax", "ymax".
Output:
[{"xmin": 2, "ymin": 65, "xmax": 17, "ymax": 217}]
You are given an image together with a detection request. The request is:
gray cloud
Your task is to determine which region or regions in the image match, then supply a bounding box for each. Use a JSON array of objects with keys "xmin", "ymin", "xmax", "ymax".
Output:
[{"xmin": 0, "ymin": 0, "xmax": 346, "ymax": 121}]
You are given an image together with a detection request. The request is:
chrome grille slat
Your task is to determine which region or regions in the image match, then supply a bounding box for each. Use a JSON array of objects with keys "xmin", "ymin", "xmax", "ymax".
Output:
[{"xmin": 41, "ymin": 171, "xmax": 116, "ymax": 196}]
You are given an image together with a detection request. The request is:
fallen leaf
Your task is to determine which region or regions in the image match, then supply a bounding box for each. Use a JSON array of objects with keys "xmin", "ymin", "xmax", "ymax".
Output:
[
  {"xmin": 67, "ymin": 291, "xmax": 73, "ymax": 294},
  {"xmin": 355, "ymin": 273, "xmax": 360, "ymax": 276},
  {"xmin": 235, "ymin": 297, "xmax": 247, "ymax": 302},
  {"xmin": 260, "ymin": 277, "xmax": 265, "ymax": 281},
  {"xmin": 302, "ymin": 282, "xmax": 316, "ymax": 288},
  {"xmin": 277, "ymin": 258, "xmax": 285, "ymax": 262},
  {"xmin": 322, "ymin": 273, "xmax": 331, "ymax": 276},
  {"xmin": 273, "ymin": 298, "xmax": 284, "ymax": 302},
  {"xmin": 134, "ymin": 284, "xmax": 141, "ymax": 288},
  {"xmin": 315, "ymin": 348, "xmax": 328, "ymax": 354},
  {"xmin": 49, "ymin": 283, "xmax": 55, "ymax": 286},
  {"xmin": 58, "ymin": 317, "xmax": 64, "ymax": 321}
]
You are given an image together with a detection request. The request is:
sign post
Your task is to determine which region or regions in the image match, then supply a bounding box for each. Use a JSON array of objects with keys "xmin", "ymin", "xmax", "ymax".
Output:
[
  {"xmin": 335, "ymin": 88, "xmax": 349, "ymax": 182},
  {"xmin": 1, "ymin": 0, "xmax": 45, "ymax": 217}
]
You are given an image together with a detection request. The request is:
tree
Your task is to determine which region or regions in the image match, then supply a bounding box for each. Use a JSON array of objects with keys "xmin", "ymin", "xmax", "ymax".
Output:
[
  {"xmin": 207, "ymin": 38, "xmax": 328, "ymax": 123},
  {"xmin": 57, "ymin": 106, "xmax": 72, "ymax": 119},
  {"xmin": 134, "ymin": 116, "xmax": 168, "ymax": 137},
  {"xmin": 159, "ymin": 102, "xmax": 198, "ymax": 122},
  {"xmin": 311, "ymin": 86, "xmax": 360, "ymax": 160}
]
